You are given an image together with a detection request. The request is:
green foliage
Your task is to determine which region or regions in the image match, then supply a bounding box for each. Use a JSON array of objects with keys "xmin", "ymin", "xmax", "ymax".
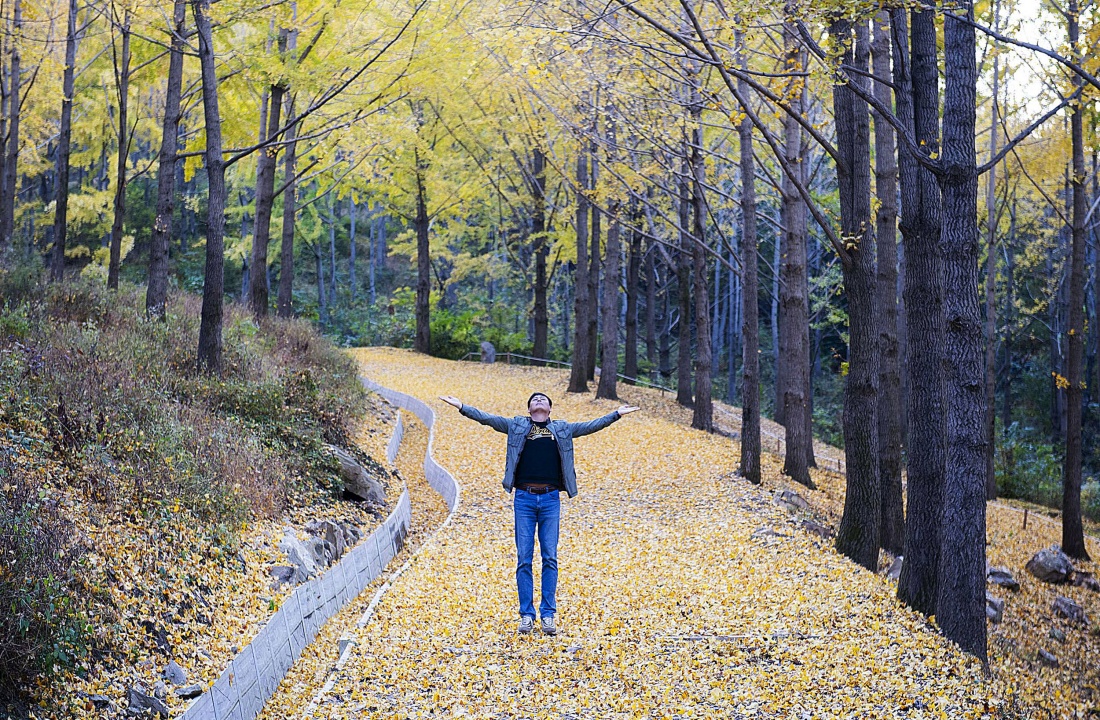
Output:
[{"xmin": 996, "ymin": 422, "xmax": 1064, "ymax": 510}]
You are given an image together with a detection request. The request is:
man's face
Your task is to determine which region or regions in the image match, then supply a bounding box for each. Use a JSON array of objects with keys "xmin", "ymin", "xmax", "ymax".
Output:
[{"xmin": 528, "ymin": 394, "xmax": 551, "ymax": 418}]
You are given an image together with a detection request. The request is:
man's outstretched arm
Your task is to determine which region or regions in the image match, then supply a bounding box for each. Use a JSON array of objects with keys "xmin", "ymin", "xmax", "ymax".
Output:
[
  {"xmin": 439, "ymin": 395, "xmax": 511, "ymax": 434},
  {"xmin": 566, "ymin": 405, "xmax": 639, "ymax": 437}
]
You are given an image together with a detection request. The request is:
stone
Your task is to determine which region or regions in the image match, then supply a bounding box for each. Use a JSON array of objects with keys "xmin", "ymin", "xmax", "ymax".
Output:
[
  {"xmin": 1038, "ymin": 648, "xmax": 1060, "ymax": 668},
  {"xmin": 1049, "ymin": 627, "xmax": 1066, "ymax": 643},
  {"xmin": 326, "ymin": 445, "xmax": 386, "ymax": 505},
  {"xmin": 480, "ymin": 341, "xmax": 496, "ymax": 363},
  {"xmin": 985, "ymin": 592, "xmax": 1005, "ymax": 624},
  {"xmin": 175, "ymin": 684, "xmax": 203, "ymax": 699},
  {"xmin": 987, "ymin": 566, "xmax": 1020, "ymax": 591},
  {"xmin": 305, "ymin": 535, "xmax": 330, "ymax": 567},
  {"xmin": 1072, "ymin": 570, "xmax": 1100, "ymax": 593},
  {"xmin": 802, "ymin": 519, "xmax": 833, "ymax": 539},
  {"xmin": 319, "ymin": 520, "xmax": 347, "ymax": 559},
  {"xmin": 885, "ymin": 556, "xmax": 904, "ymax": 581},
  {"xmin": 163, "ymin": 660, "xmax": 187, "ymax": 686},
  {"xmin": 269, "ymin": 566, "xmax": 296, "ymax": 586},
  {"xmin": 126, "ymin": 686, "xmax": 169, "ymax": 717},
  {"xmin": 751, "ymin": 527, "xmax": 790, "ymax": 539},
  {"xmin": 775, "ymin": 490, "xmax": 810, "ymax": 513},
  {"xmin": 1026, "ymin": 546, "xmax": 1075, "ymax": 584},
  {"xmin": 86, "ymin": 694, "xmax": 112, "ymax": 709},
  {"xmin": 279, "ymin": 528, "xmax": 318, "ymax": 583},
  {"xmin": 152, "ymin": 681, "xmax": 167, "ymax": 700},
  {"xmin": 1052, "ymin": 595, "xmax": 1089, "ymax": 625}
]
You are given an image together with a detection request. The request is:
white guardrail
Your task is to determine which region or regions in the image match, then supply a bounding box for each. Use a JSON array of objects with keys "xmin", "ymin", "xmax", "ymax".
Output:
[{"xmin": 179, "ymin": 378, "xmax": 460, "ymax": 719}]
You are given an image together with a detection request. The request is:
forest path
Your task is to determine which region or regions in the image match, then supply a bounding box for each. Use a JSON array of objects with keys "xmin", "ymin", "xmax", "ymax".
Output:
[{"xmin": 307, "ymin": 348, "xmax": 1001, "ymax": 718}]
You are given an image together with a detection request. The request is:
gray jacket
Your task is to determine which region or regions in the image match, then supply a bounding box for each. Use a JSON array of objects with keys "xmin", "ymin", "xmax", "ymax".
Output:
[{"xmin": 458, "ymin": 404, "xmax": 621, "ymax": 498}]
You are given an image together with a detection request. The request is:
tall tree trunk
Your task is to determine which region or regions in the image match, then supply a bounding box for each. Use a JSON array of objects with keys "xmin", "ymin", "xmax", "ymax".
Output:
[
  {"xmin": 316, "ymin": 240, "xmax": 327, "ymax": 322},
  {"xmin": 937, "ymin": 0, "xmax": 988, "ymax": 661},
  {"xmin": 596, "ymin": 115, "xmax": 620, "ymax": 400},
  {"xmin": 587, "ymin": 139, "xmax": 600, "ymax": 381},
  {"xmin": 737, "ymin": 35, "xmax": 762, "ymax": 484},
  {"xmin": 249, "ymin": 35, "xmax": 287, "ymax": 317},
  {"xmin": 872, "ymin": 10, "xmax": 904, "ymax": 554},
  {"xmin": 0, "ymin": 0, "xmax": 21, "ymax": 251},
  {"xmin": 107, "ymin": 9, "xmax": 131, "ymax": 290},
  {"xmin": 49, "ymin": 0, "xmax": 79, "ymax": 282},
  {"xmin": 532, "ymin": 147, "xmax": 549, "ymax": 361},
  {"xmin": 146, "ymin": 0, "xmax": 186, "ymax": 318},
  {"xmin": 896, "ymin": 5, "xmax": 946, "ymax": 617},
  {"xmin": 833, "ymin": 17, "xmax": 881, "ymax": 572},
  {"xmin": 984, "ymin": 0, "xmax": 1001, "ymax": 501},
  {"xmin": 349, "ymin": 196, "xmax": 357, "ymax": 301},
  {"xmin": 1002, "ymin": 200, "xmax": 1015, "ymax": 429},
  {"xmin": 772, "ymin": 231, "xmax": 782, "ymax": 423},
  {"xmin": 727, "ymin": 236, "xmax": 740, "ymax": 404},
  {"xmin": 1063, "ymin": 0, "xmax": 1091, "ymax": 561},
  {"xmin": 778, "ymin": 19, "xmax": 811, "ymax": 485},
  {"xmin": 276, "ymin": 94, "xmax": 299, "ymax": 319},
  {"xmin": 414, "ymin": 146, "xmax": 431, "ymax": 354},
  {"xmin": 329, "ymin": 195, "xmax": 338, "ymax": 301},
  {"xmin": 676, "ymin": 155, "xmax": 694, "ymax": 407},
  {"xmin": 625, "ymin": 216, "xmax": 641, "ymax": 381},
  {"xmin": 193, "ymin": 0, "xmax": 227, "ymax": 373},
  {"xmin": 568, "ymin": 151, "xmax": 590, "ymax": 392},
  {"xmin": 659, "ymin": 255, "xmax": 672, "ymax": 378},
  {"xmin": 646, "ymin": 238, "xmax": 657, "ymax": 366},
  {"xmin": 691, "ymin": 133, "xmax": 713, "ymax": 431}
]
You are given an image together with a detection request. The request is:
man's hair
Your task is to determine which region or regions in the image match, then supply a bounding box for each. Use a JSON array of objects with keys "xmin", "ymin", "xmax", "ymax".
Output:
[{"xmin": 527, "ymin": 392, "xmax": 552, "ymax": 408}]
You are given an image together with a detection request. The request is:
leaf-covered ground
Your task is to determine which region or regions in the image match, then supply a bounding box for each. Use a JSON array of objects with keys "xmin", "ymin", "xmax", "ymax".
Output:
[{"xmin": 303, "ymin": 348, "xmax": 1049, "ymax": 719}]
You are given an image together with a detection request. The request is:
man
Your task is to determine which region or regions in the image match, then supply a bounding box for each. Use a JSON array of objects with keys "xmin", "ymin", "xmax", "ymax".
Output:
[{"xmin": 439, "ymin": 392, "xmax": 638, "ymax": 635}]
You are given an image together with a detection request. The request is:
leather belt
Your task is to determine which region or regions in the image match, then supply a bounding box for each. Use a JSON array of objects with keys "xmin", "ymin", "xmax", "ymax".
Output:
[{"xmin": 518, "ymin": 485, "xmax": 558, "ymax": 495}]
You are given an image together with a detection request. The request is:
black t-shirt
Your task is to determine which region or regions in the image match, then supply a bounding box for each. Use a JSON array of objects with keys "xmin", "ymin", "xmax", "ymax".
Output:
[{"xmin": 515, "ymin": 420, "xmax": 562, "ymax": 488}]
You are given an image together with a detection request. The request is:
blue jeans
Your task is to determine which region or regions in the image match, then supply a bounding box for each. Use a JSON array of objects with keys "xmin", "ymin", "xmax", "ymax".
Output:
[{"xmin": 513, "ymin": 488, "xmax": 561, "ymax": 619}]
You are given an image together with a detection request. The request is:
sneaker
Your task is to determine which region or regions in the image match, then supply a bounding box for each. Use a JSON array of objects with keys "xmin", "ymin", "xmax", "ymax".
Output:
[
  {"xmin": 518, "ymin": 616, "xmax": 535, "ymax": 635},
  {"xmin": 540, "ymin": 616, "xmax": 558, "ymax": 636}
]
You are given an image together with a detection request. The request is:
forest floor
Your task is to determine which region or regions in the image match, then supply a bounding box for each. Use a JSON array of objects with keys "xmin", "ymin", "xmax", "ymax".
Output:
[{"xmin": 286, "ymin": 347, "xmax": 1098, "ymax": 719}]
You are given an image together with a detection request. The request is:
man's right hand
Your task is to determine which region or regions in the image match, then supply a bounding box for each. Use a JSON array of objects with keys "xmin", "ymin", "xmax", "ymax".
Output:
[{"xmin": 439, "ymin": 395, "xmax": 462, "ymax": 409}]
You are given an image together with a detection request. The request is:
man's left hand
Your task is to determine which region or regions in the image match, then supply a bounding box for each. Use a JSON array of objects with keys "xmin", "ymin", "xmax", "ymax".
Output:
[{"xmin": 616, "ymin": 405, "xmax": 640, "ymax": 416}]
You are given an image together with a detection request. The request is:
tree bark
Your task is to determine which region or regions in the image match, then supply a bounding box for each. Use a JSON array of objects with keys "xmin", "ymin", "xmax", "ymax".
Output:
[
  {"xmin": 568, "ymin": 151, "xmax": 590, "ymax": 392},
  {"xmin": 737, "ymin": 37, "xmax": 761, "ymax": 484},
  {"xmin": 984, "ymin": 0, "xmax": 1001, "ymax": 501},
  {"xmin": 676, "ymin": 155, "xmax": 694, "ymax": 407},
  {"xmin": 778, "ymin": 20, "xmax": 812, "ymax": 486},
  {"xmin": 833, "ymin": 17, "xmax": 881, "ymax": 573},
  {"xmin": 193, "ymin": 0, "xmax": 227, "ymax": 373},
  {"xmin": 532, "ymin": 147, "xmax": 549, "ymax": 361},
  {"xmin": 249, "ymin": 33, "xmax": 287, "ymax": 317},
  {"xmin": 596, "ymin": 114, "xmax": 621, "ymax": 401},
  {"xmin": 625, "ymin": 214, "xmax": 641, "ymax": 381},
  {"xmin": 0, "ymin": 0, "xmax": 21, "ymax": 251},
  {"xmin": 646, "ymin": 237, "xmax": 657, "ymax": 366},
  {"xmin": 587, "ymin": 137, "xmax": 600, "ymax": 381},
  {"xmin": 691, "ymin": 121, "xmax": 713, "ymax": 431},
  {"xmin": 895, "ymin": 5, "xmax": 946, "ymax": 617},
  {"xmin": 49, "ymin": 0, "xmax": 80, "ymax": 282},
  {"xmin": 276, "ymin": 94, "xmax": 299, "ymax": 319},
  {"xmin": 414, "ymin": 145, "xmax": 431, "ymax": 354},
  {"xmin": 872, "ymin": 10, "xmax": 904, "ymax": 554},
  {"xmin": 1062, "ymin": 0, "xmax": 1091, "ymax": 561},
  {"xmin": 937, "ymin": 0, "xmax": 988, "ymax": 661},
  {"xmin": 146, "ymin": 0, "xmax": 186, "ymax": 318},
  {"xmin": 107, "ymin": 9, "xmax": 131, "ymax": 290},
  {"xmin": 349, "ymin": 196, "xmax": 357, "ymax": 300}
]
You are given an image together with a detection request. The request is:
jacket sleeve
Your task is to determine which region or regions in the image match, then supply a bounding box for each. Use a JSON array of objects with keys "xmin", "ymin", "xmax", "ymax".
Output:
[
  {"xmin": 458, "ymin": 404, "xmax": 512, "ymax": 434},
  {"xmin": 564, "ymin": 410, "xmax": 621, "ymax": 438}
]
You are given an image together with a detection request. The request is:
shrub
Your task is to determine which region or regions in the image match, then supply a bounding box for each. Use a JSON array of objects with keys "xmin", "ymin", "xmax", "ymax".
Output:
[
  {"xmin": 0, "ymin": 449, "xmax": 88, "ymax": 695},
  {"xmin": 996, "ymin": 422, "xmax": 1063, "ymax": 508}
]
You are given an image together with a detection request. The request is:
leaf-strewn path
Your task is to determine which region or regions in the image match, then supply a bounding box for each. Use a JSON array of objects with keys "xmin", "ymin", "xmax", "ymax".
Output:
[{"xmin": 312, "ymin": 348, "xmax": 1009, "ymax": 719}]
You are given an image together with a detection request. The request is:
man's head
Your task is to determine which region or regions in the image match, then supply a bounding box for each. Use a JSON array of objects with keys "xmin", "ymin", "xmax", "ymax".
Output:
[{"xmin": 527, "ymin": 392, "xmax": 552, "ymax": 421}]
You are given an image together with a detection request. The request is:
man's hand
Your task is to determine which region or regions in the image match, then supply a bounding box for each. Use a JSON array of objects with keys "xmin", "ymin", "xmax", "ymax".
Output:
[
  {"xmin": 616, "ymin": 405, "xmax": 640, "ymax": 416},
  {"xmin": 439, "ymin": 395, "xmax": 463, "ymax": 409}
]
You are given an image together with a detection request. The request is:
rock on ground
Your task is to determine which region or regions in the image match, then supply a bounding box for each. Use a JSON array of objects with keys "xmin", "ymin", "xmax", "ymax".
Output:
[
  {"xmin": 1025, "ymin": 546, "xmax": 1075, "ymax": 584},
  {"xmin": 987, "ymin": 565, "xmax": 1020, "ymax": 591},
  {"xmin": 1052, "ymin": 595, "xmax": 1089, "ymax": 625},
  {"xmin": 326, "ymin": 444, "xmax": 387, "ymax": 505}
]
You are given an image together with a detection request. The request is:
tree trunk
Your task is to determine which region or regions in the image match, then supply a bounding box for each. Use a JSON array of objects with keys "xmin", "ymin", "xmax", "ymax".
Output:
[
  {"xmin": 193, "ymin": 0, "xmax": 227, "ymax": 373},
  {"xmin": 872, "ymin": 10, "xmax": 904, "ymax": 555},
  {"xmin": 49, "ymin": 0, "xmax": 79, "ymax": 282},
  {"xmin": 349, "ymin": 196, "xmax": 357, "ymax": 301},
  {"xmin": 276, "ymin": 94, "xmax": 299, "ymax": 319},
  {"xmin": 690, "ymin": 122, "xmax": 713, "ymax": 431},
  {"xmin": 659, "ymin": 255, "xmax": 672, "ymax": 378},
  {"xmin": 329, "ymin": 195, "xmax": 338, "ymax": 301},
  {"xmin": 676, "ymin": 155, "xmax": 694, "ymax": 407},
  {"xmin": 833, "ymin": 17, "xmax": 881, "ymax": 573},
  {"xmin": 937, "ymin": 0, "xmax": 988, "ymax": 661},
  {"xmin": 646, "ymin": 238, "xmax": 657, "ymax": 366},
  {"xmin": 1062, "ymin": 0, "xmax": 1091, "ymax": 561},
  {"xmin": 625, "ymin": 216, "xmax": 641, "ymax": 381},
  {"xmin": 0, "ymin": 0, "xmax": 21, "ymax": 251},
  {"xmin": 596, "ymin": 115, "xmax": 620, "ymax": 401},
  {"xmin": 737, "ymin": 38, "xmax": 762, "ymax": 484},
  {"xmin": 316, "ymin": 240, "xmax": 327, "ymax": 323},
  {"xmin": 587, "ymin": 136, "xmax": 600, "ymax": 381},
  {"xmin": 146, "ymin": 0, "xmax": 186, "ymax": 318},
  {"xmin": 107, "ymin": 10, "xmax": 131, "ymax": 290},
  {"xmin": 778, "ymin": 20, "xmax": 812, "ymax": 485},
  {"xmin": 532, "ymin": 147, "xmax": 548, "ymax": 361},
  {"xmin": 568, "ymin": 151, "xmax": 590, "ymax": 392},
  {"xmin": 414, "ymin": 146, "xmax": 431, "ymax": 354},
  {"xmin": 249, "ymin": 39, "xmax": 287, "ymax": 317},
  {"xmin": 895, "ymin": 5, "xmax": 946, "ymax": 618},
  {"xmin": 984, "ymin": 0, "xmax": 1001, "ymax": 501}
]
